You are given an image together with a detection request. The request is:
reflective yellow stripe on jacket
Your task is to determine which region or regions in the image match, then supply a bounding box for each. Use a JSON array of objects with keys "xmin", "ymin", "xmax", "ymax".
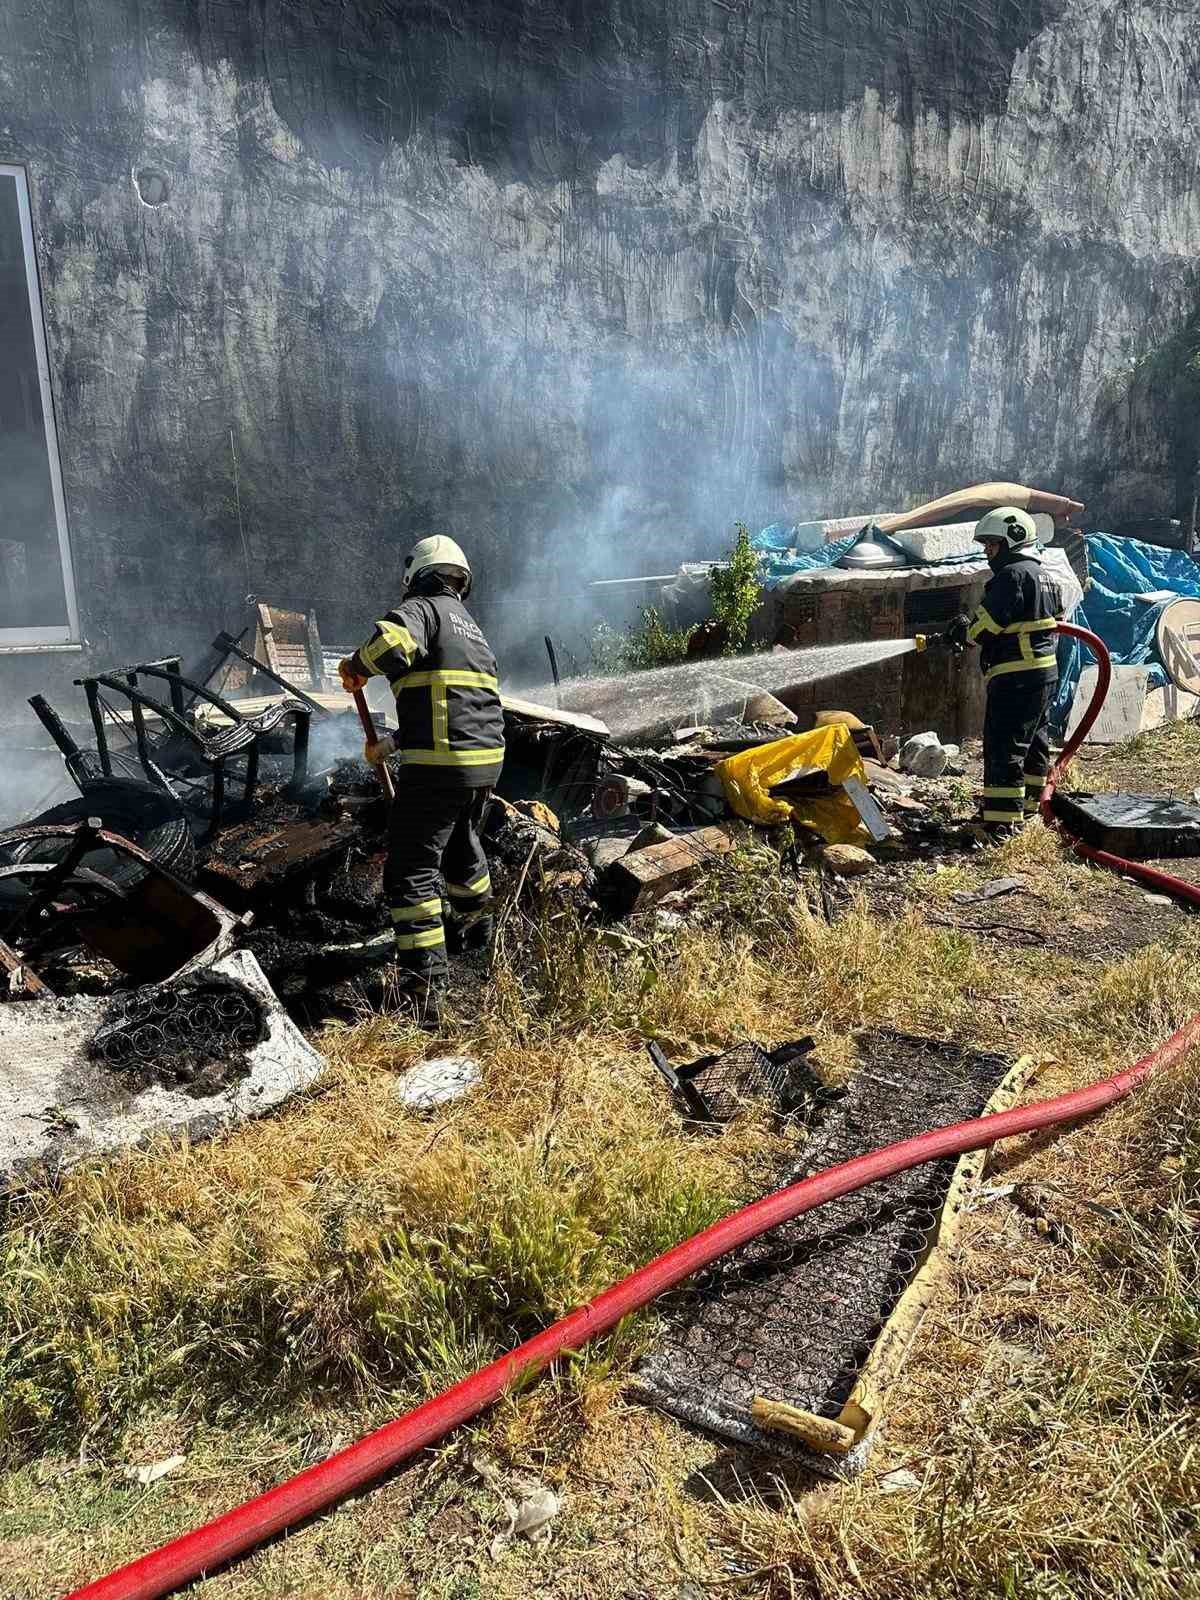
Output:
[
  {"xmin": 401, "ymin": 747, "xmax": 507, "ymax": 767},
  {"xmin": 966, "ymin": 605, "xmax": 1002, "ymax": 642},
  {"xmin": 392, "ymin": 668, "xmax": 503, "ymax": 769},
  {"xmin": 361, "ymin": 619, "xmax": 419, "ymax": 672}
]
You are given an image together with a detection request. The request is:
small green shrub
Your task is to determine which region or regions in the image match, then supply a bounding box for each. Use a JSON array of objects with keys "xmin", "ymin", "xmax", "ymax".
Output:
[
  {"xmin": 588, "ymin": 609, "xmax": 694, "ymax": 672},
  {"xmin": 625, "ymin": 608, "xmax": 694, "ymax": 669},
  {"xmin": 709, "ymin": 522, "xmax": 763, "ymax": 655},
  {"xmin": 589, "ymin": 521, "xmax": 763, "ymax": 672}
]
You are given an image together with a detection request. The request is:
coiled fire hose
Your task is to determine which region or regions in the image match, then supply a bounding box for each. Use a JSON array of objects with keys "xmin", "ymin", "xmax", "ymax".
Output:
[{"xmin": 67, "ymin": 622, "xmax": 1200, "ymax": 1600}]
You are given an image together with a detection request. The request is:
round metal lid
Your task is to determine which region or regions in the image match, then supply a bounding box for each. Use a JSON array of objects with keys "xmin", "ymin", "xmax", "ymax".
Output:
[
  {"xmin": 1156, "ymin": 597, "xmax": 1200, "ymax": 694},
  {"xmin": 836, "ymin": 531, "xmax": 910, "ymax": 570}
]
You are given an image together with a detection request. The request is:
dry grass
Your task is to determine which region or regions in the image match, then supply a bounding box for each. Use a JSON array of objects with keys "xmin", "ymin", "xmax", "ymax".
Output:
[
  {"xmin": 1, "ymin": 792, "xmax": 1198, "ymax": 1599},
  {"xmin": 1076, "ymin": 719, "xmax": 1200, "ymax": 798}
]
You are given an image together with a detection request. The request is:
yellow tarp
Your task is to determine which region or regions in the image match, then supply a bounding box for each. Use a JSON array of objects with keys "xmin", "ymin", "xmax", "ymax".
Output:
[{"xmin": 716, "ymin": 724, "xmax": 868, "ymax": 844}]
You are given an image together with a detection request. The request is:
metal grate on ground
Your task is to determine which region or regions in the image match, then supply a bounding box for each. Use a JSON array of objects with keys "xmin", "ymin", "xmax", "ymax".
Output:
[{"xmin": 633, "ymin": 1030, "xmax": 1013, "ymax": 1474}]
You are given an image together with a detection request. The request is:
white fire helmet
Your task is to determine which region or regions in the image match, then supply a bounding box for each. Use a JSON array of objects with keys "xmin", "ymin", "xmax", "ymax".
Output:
[
  {"xmin": 973, "ymin": 506, "xmax": 1038, "ymax": 551},
  {"xmin": 403, "ymin": 535, "xmax": 472, "ymax": 596}
]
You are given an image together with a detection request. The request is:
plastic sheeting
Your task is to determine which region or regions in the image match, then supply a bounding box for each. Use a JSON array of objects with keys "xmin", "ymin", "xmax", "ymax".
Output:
[
  {"xmin": 750, "ymin": 523, "xmax": 980, "ymax": 585},
  {"xmin": 716, "ymin": 724, "xmax": 867, "ymax": 843},
  {"xmin": 1050, "ymin": 535, "xmax": 1200, "ymax": 731},
  {"xmin": 751, "ymin": 526, "xmax": 868, "ymax": 585},
  {"xmin": 752, "ymin": 520, "xmax": 1200, "ymax": 733}
]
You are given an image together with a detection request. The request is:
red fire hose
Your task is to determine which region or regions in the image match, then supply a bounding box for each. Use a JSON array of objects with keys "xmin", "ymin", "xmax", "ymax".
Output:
[
  {"xmin": 1042, "ymin": 622, "xmax": 1200, "ymax": 905},
  {"xmin": 67, "ymin": 623, "xmax": 1199, "ymax": 1600}
]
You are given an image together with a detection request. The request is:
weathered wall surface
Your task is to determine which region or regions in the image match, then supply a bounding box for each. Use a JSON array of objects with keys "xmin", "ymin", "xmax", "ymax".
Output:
[{"xmin": 1, "ymin": 0, "xmax": 1198, "ymax": 697}]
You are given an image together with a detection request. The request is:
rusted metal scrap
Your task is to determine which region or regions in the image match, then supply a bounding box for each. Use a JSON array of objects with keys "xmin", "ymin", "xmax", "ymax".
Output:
[{"xmin": 0, "ymin": 819, "xmax": 242, "ymax": 985}]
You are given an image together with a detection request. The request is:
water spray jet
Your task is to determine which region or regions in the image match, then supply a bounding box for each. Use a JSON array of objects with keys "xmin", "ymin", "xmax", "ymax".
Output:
[{"xmin": 540, "ymin": 638, "xmax": 923, "ymax": 741}]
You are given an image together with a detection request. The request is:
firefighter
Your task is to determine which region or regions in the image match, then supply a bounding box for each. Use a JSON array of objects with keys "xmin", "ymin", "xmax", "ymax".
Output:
[
  {"xmin": 338, "ymin": 536, "xmax": 504, "ymax": 1014},
  {"xmin": 948, "ymin": 507, "xmax": 1066, "ymax": 837}
]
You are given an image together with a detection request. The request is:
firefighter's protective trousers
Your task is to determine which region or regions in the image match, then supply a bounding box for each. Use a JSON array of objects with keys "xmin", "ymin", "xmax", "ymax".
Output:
[
  {"xmin": 966, "ymin": 547, "xmax": 1064, "ymax": 831},
  {"xmin": 384, "ymin": 780, "xmax": 492, "ymax": 978},
  {"xmin": 982, "ymin": 673, "xmax": 1055, "ymax": 829}
]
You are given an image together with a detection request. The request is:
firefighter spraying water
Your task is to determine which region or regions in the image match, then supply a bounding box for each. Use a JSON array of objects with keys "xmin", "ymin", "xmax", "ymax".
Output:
[{"xmin": 929, "ymin": 507, "xmax": 1068, "ymax": 839}]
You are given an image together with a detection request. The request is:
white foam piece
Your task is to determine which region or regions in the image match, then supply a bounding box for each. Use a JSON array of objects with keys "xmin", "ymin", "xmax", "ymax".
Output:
[
  {"xmin": 0, "ymin": 950, "xmax": 326, "ymax": 1190},
  {"xmin": 394, "ymin": 1055, "xmax": 481, "ymax": 1110},
  {"xmin": 792, "ymin": 514, "xmax": 878, "ymax": 548},
  {"xmin": 888, "ymin": 522, "xmax": 979, "ymax": 563}
]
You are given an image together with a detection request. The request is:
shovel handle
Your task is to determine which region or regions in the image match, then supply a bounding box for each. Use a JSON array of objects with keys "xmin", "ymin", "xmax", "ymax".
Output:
[{"xmin": 353, "ymin": 689, "xmax": 396, "ymax": 803}]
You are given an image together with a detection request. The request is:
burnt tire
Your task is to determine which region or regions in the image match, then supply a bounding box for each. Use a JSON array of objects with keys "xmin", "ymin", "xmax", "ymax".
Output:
[{"xmin": 0, "ymin": 779, "xmax": 196, "ymax": 907}]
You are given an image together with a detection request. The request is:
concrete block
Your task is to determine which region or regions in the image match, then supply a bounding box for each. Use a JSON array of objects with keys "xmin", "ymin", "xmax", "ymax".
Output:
[
  {"xmin": 1065, "ymin": 665, "xmax": 1150, "ymax": 744},
  {"xmin": 889, "ymin": 522, "xmax": 978, "ymax": 564}
]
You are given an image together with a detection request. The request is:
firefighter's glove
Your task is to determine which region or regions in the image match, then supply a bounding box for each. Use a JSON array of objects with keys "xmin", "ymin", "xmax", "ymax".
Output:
[
  {"xmin": 943, "ymin": 614, "xmax": 970, "ymax": 654},
  {"xmin": 364, "ymin": 734, "xmax": 395, "ymax": 766},
  {"xmin": 339, "ymin": 657, "xmax": 368, "ymax": 694}
]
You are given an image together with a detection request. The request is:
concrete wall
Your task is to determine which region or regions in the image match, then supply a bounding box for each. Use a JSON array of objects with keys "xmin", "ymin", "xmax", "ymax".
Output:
[
  {"xmin": 766, "ymin": 568, "xmax": 988, "ymax": 740},
  {"xmin": 1, "ymin": 0, "xmax": 1198, "ymax": 720}
]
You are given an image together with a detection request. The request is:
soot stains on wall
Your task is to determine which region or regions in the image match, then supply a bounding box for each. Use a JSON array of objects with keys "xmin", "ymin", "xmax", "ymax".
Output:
[{"xmin": 0, "ymin": 0, "xmax": 1197, "ymax": 699}]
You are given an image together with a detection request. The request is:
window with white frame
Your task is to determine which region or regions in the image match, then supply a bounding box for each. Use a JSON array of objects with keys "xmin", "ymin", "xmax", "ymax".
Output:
[{"xmin": 0, "ymin": 164, "xmax": 79, "ymax": 647}]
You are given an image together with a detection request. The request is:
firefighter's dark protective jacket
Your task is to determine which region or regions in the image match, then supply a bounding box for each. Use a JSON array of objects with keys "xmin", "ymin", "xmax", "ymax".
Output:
[
  {"xmin": 966, "ymin": 549, "xmax": 1065, "ymax": 684},
  {"xmin": 350, "ymin": 588, "xmax": 505, "ymax": 787}
]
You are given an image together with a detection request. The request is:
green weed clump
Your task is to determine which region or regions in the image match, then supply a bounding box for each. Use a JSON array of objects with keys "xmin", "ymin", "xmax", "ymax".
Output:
[
  {"xmin": 625, "ymin": 607, "xmax": 696, "ymax": 669},
  {"xmin": 589, "ymin": 610, "xmax": 695, "ymax": 673},
  {"xmin": 0, "ymin": 1087, "xmax": 744, "ymax": 1457},
  {"xmin": 709, "ymin": 521, "xmax": 763, "ymax": 654}
]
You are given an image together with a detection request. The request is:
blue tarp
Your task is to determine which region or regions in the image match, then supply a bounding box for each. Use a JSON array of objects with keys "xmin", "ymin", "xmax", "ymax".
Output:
[
  {"xmin": 751, "ymin": 521, "xmax": 973, "ymax": 583},
  {"xmin": 1050, "ymin": 534, "xmax": 1200, "ymax": 730},
  {"xmin": 751, "ymin": 521, "xmax": 1200, "ymax": 733},
  {"xmin": 751, "ymin": 522, "xmax": 862, "ymax": 580},
  {"xmin": 752, "ymin": 518, "xmax": 921, "ymax": 582}
]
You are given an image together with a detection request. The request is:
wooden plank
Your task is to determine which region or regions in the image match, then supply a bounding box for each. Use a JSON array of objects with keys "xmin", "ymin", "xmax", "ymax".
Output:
[
  {"xmin": 607, "ymin": 825, "xmax": 736, "ymax": 913},
  {"xmin": 0, "ymin": 939, "xmax": 51, "ymax": 998},
  {"xmin": 255, "ymin": 601, "xmax": 277, "ymax": 673},
  {"xmin": 501, "ymin": 692, "xmax": 609, "ymax": 737},
  {"xmin": 304, "ymin": 610, "xmax": 325, "ymax": 687}
]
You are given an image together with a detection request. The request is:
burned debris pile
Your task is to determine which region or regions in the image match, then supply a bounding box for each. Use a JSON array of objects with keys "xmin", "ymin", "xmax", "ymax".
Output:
[
  {"xmin": 3, "ymin": 630, "xmax": 991, "ymax": 1019},
  {"xmin": 0, "ymin": 616, "xmax": 994, "ymax": 1185}
]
